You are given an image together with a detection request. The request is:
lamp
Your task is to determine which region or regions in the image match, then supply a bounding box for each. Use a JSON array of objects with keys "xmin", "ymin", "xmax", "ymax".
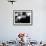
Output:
[{"xmin": 8, "ymin": 0, "xmax": 16, "ymax": 4}]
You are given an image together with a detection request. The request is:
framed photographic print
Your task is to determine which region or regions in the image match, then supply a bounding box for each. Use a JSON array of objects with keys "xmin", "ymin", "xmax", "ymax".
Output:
[{"xmin": 13, "ymin": 10, "xmax": 33, "ymax": 25}]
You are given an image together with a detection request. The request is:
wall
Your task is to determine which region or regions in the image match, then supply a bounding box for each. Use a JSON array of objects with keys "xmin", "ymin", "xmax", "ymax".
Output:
[{"xmin": 0, "ymin": 0, "xmax": 46, "ymax": 42}]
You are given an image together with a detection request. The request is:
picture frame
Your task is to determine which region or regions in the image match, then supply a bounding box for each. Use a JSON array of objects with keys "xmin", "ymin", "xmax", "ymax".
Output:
[{"xmin": 13, "ymin": 10, "xmax": 33, "ymax": 26}]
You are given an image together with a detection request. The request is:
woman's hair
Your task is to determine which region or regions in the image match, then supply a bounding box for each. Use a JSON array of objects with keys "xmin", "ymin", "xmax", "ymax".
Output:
[{"xmin": 22, "ymin": 12, "xmax": 26, "ymax": 15}]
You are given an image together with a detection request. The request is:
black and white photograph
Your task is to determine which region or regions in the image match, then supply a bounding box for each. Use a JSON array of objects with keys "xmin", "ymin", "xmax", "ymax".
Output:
[{"xmin": 13, "ymin": 10, "xmax": 32, "ymax": 25}]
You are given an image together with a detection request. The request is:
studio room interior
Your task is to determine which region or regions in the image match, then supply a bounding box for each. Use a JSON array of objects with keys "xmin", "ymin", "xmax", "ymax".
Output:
[{"xmin": 0, "ymin": 0, "xmax": 46, "ymax": 46}]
